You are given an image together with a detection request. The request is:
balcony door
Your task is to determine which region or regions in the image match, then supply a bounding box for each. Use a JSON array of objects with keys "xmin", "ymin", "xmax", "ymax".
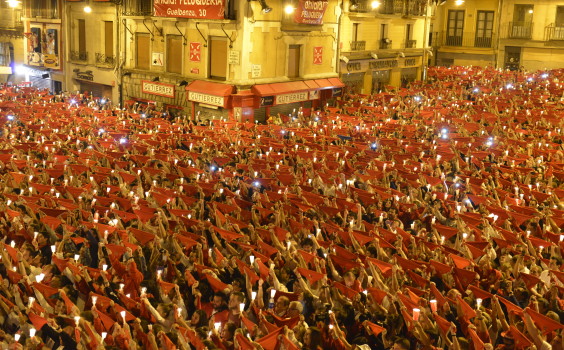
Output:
[
  {"xmin": 446, "ymin": 10, "xmax": 464, "ymax": 46},
  {"xmin": 512, "ymin": 5, "xmax": 533, "ymax": 38},
  {"xmin": 475, "ymin": 11, "xmax": 493, "ymax": 47}
]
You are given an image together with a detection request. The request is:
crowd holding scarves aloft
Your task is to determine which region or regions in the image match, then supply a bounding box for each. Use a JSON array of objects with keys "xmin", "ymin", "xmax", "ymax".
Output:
[{"xmin": 0, "ymin": 66, "xmax": 563, "ymax": 350}]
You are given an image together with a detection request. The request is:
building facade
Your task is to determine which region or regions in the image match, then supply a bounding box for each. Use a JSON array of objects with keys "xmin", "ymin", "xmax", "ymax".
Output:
[
  {"xmin": 338, "ymin": 0, "xmax": 430, "ymax": 94},
  {"xmin": 118, "ymin": 0, "xmax": 343, "ymax": 121},
  {"xmin": 432, "ymin": 0, "xmax": 564, "ymax": 73}
]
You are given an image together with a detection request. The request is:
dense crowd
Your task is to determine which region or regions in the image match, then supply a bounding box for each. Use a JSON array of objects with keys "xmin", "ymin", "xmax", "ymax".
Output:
[{"xmin": 0, "ymin": 66, "xmax": 563, "ymax": 350}]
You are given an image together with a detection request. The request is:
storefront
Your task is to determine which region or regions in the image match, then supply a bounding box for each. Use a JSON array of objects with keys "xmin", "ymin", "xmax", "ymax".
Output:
[
  {"xmin": 251, "ymin": 78, "xmax": 344, "ymax": 123},
  {"xmin": 185, "ymin": 80, "xmax": 234, "ymax": 121},
  {"xmin": 72, "ymin": 69, "xmax": 114, "ymax": 99},
  {"xmin": 339, "ymin": 55, "xmax": 423, "ymax": 92}
]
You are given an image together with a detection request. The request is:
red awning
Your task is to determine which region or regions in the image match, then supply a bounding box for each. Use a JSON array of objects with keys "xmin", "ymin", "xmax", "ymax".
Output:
[
  {"xmin": 252, "ymin": 78, "xmax": 344, "ymax": 96},
  {"xmin": 315, "ymin": 78, "xmax": 345, "ymax": 89},
  {"xmin": 185, "ymin": 80, "xmax": 235, "ymax": 97}
]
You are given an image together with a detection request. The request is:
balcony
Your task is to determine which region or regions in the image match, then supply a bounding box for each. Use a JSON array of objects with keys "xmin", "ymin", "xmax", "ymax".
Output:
[
  {"xmin": 508, "ymin": 22, "xmax": 533, "ymax": 39},
  {"xmin": 380, "ymin": 39, "xmax": 392, "ymax": 49},
  {"xmin": 350, "ymin": 41, "xmax": 366, "ymax": 51},
  {"xmin": 374, "ymin": 0, "xmax": 425, "ymax": 16},
  {"xmin": 546, "ymin": 24, "xmax": 564, "ymax": 41},
  {"xmin": 405, "ymin": 39, "xmax": 417, "ymax": 48},
  {"xmin": 95, "ymin": 53, "xmax": 115, "ymax": 67},
  {"xmin": 122, "ymin": 0, "xmax": 153, "ymax": 16},
  {"xmin": 70, "ymin": 50, "xmax": 88, "ymax": 63},
  {"xmin": 439, "ymin": 32, "xmax": 496, "ymax": 49}
]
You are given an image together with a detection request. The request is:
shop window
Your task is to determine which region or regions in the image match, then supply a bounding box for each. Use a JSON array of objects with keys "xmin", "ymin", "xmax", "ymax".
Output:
[
  {"xmin": 167, "ymin": 35, "xmax": 183, "ymax": 74},
  {"xmin": 209, "ymin": 37, "xmax": 227, "ymax": 81},
  {"xmin": 288, "ymin": 45, "xmax": 300, "ymax": 78},
  {"xmin": 136, "ymin": 33, "xmax": 150, "ymax": 70}
]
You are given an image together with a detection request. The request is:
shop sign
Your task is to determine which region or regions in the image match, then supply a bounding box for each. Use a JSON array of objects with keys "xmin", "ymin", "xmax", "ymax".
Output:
[
  {"xmin": 346, "ymin": 61, "xmax": 363, "ymax": 72},
  {"xmin": 309, "ymin": 90, "xmax": 319, "ymax": 100},
  {"xmin": 154, "ymin": 0, "xmax": 225, "ymax": 20},
  {"xmin": 294, "ymin": 0, "xmax": 329, "ymax": 25},
  {"xmin": 332, "ymin": 88, "xmax": 342, "ymax": 97},
  {"xmin": 260, "ymin": 96, "xmax": 274, "ymax": 107},
  {"xmin": 369, "ymin": 59, "xmax": 398, "ymax": 70},
  {"xmin": 228, "ymin": 50, "xmax": 240, "ymax": 65},
  {"xmin": 188, "ymin": 91, "xmax": 225, "ymax": 107},
  {"xmin": 75, "ymin": 70, "xmax": 94, "ymax": 81},
  {"xmin": 404, "ymin": 58, "xmax": 417, "ymax": 67},
  {"xmin": 251, "ymin": 64, "xmax": 261, "ymax": 78},
  {"xmin": 141, "ymin": 80, "xmax": 175, "ymax": 98},
  {"xmin": 275, "ymin": 91, "xmax": 309, "ymax": 105},
  {"xmin": 152, "ymin": 53, "xmax": 164, "ymax": 66}
]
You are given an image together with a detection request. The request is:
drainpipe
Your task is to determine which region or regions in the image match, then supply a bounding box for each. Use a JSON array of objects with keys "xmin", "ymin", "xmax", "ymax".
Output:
[
  {"xmin": 494, "ymin": 0, "xmax": 502, "ymax": 68},
  {"xmin": 422, "ymin": 0, "xmax": 430, "ymax": 81},
  {"xmin": 335, "ymin": 0, "xmax": 343, "ymax": 76}
]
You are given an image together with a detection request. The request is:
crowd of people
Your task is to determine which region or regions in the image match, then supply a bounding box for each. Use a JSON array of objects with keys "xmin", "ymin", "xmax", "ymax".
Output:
[{"xmin": 0, "ymin": 65, "xmax": 563, "ymax": 350}]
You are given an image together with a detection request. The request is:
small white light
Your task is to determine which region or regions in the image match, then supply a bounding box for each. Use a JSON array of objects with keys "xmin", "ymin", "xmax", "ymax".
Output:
[
  {"xmin": 36, "ymin": 273, "xmax": 45, "ymax": 283},
  {"xmin": 120, "ymin": 138, "xmax": 127, "ymax": 144},
  {"xmin": 239, "ymin": 303, "xmax": 245, "ymax": 312},
  {"xmin": 83, "ymin": 5, "xmax": 92, "ymax": 13},
  {"xmin": 29, "ymin": 328, "xmax": 36, "ymax": 338},
  {"xmin": 284, "ymin": 4, "xmax": 295, "ymax": 14},
  {"xmin": 214, "ymin": 322, "xmax": 221, "ymax": 331}
]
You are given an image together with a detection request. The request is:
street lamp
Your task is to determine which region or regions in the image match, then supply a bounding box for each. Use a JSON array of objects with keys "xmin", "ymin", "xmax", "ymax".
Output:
[{"xmin": 454, "ymin": 0, "xmax": 464, "ymax": 5}]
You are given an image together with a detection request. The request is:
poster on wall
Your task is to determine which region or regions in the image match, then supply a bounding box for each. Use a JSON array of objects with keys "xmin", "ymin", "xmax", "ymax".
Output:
[
  {"xmin": 294, "ymin": 0, "xmax": 329, "ymax": 25},
  {"xmin": 154, "ymin": 0, "xmax": 225, "ymax": 19},
  {"xmin": 26, "ymin": 24, "xmax": 61, "ymax": 70},
  {"xmin": 27, "ymin": 26, "xmax": 42, "ymax": 66}
]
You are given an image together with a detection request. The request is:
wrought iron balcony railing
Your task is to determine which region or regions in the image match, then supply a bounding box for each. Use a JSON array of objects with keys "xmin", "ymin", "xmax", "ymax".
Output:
[
  {"xmin": 350, "ymin": 40, "xmax": 366, "ymax": 51},
  {"xmin": 70, "ymin": 50, "xmax": 88, "ymax": 62},
  {"xmin": 405, "ymin": 39, "xmax": 417, "ymax": 48},
  {"xmin": 508, "ymin": 21, "xmax": 533, "ymax": 39},
  {"xmin": 95, "ymin": 53, "xmax": 115, "ymax": 66}
]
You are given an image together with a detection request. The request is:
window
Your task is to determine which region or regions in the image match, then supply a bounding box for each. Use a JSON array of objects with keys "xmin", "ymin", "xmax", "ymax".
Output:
[
  {"xmin": 136, "ymin": 33, "xmax": 150, "ymax": 70},
  {"xmin": 446, "ymin": 10, "xmax": 464, "ymax": 46},
  {"xmin": 405, "ymin": 24, "xmax": 416, "ymax": 48},
  {"xmin": 287, "ymin": 45, "xmax": 300, "ymax": 78},
  {"xmin": 475, "ymin": 11, "xmax": 494, "ymax": 47},
  {"xmin": 209, "ymin": 37, "xmax": 227, "ymax": 80},
  {"xmin": 556, "ymin": 6, "xmax": 564, "ymax": 27},
  {"xmin": 167, "ymin": 35, "xmax": 183, "ymax": 74},
  {"xmin": 513, "ymin": 4, "xmax": 533, "ymax": 23},
  {"xmin": 511, "ymin": 5, "xmax": 533, "ymax": 39},
  {"xmin": 380, "ymin": 23, "xmax": 388, "ymax": 40},
  {"xmin": 352, "ymin": 23, "xmax": 359, "ymax": 42},
  {"xmin": 30, "ymin": 0, "xmax": 58, "ymax": 19},
  {"xmin": 104, "ymin": 21, "xmax": 113, "ymax": 58}
]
